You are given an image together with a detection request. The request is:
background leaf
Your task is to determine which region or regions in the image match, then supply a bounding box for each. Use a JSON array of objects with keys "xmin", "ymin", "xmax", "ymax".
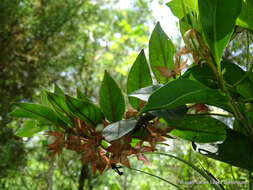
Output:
[
  {"xmin": 198, "ymin": 0, "xmax": 242, "ymax": 64},
  {"xmin": 236, "ymin": 0, "xmax": 253, "ymax": 31},
  {"xmin": 149, "ymin": 22, "xmax": 175, "ymax": 83},
  {"xmin": 99, "ymin": 71, "xmax": 125, "ymax": 122},
  {"xmin": 127, "ymin": 49, "xmax": 153, "ymax": 110},
  {"xmin": 166, "ymin": 0, "xmax": 198, "ymax": 19}
]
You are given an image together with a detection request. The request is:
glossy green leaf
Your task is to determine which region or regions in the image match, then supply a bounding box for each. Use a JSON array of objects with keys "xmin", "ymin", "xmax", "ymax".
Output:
[
  {"xmin": 193, "ymin": 129, "xmax": 253, "ymax": 170},
  {"xmin": 166, "ymin": 0, "xmax": 198, "ymax": 19},
  {"xmin": 182, "ymin": 63, "xmax": 219, "ymax": 89},
  {"xmin": 46, "ymin": 92, "xmax": 73, "ymax": 125},
  {"xmin": 221, "ymin": 61, "xmax": 253, "ymax": 98},
  {"xmin": 54, "ymin": 83, "xmax": 64, "ymax": 95},
  {"xmin": 221, "ymin": 61, "xmax": 245, "ymax": 85},
  {"xmin": 165, "ymin": 115, "xmax": 228, "ymax": 143},
  {"xmin": 140, "ymin": 79, "xmax": 230, "ymax": 114},
  {"xmin": 128, "ymin": 84, "xmax": 163, "ymax": 102},
  {"xmin": 236, "ymin": 0, "xmax": 253, "ymax": 31},
  {"xmin": 150, "ymin": 105, "xmax": 188, "ymax": 121},
  {"xmin": 99, "ymin": 71, "xmax": 125, "ymax": 122},
  {"xmin": 198, "ymin": 0, "xmax": 242, "ymax": 64},
  {"xmin": 15, "ymin": 120, "xmax": 46, "ymax": 137},
  {"xmin": 102, "ymin": 119, "xmax": 137, "ymax": 141},
  {"xmin": 149, "ymin": 22, "xmax": 175, "ymax": 83},
  {"xmin": 233, "ymin": 119, "xmax": 247, "ymax": 136},
  {"xmin": 127, "ymin": 49, "xmax": 153, "ymax": 110},
  {"xmin": 65, "ymin": 95, "xmax": 103, "ymax": 126},
  {"xmin": 14, "ymin": 103, "xmax": 67, "ymax": 128}
]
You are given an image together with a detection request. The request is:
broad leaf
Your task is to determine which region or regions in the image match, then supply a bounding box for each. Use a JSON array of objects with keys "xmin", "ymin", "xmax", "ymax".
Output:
[
  {"xmin": 198, "ymin": 0, "xmax": 242, "ymax": 64},
  {"xmin": 166, "ymin": 0, "xmax": 198, "ymax": 19},
  {"xmin": 65, "ymin": 95, "xmax": 103, "ymax": 126},
  {"xmin": 193, "ymin": 129, "xmax": 253, "ymax": 170},
  {"xmin": 15, "ymin": 119, "xmax": 46, "ymax": 137},
  {"xmin": 40, "ymin": 90, "xmax": 49, "ymax": 106},
  {"xmin": 128, "ymin": 84, "xmax": 163, "ymax": 102},
  {"xmin": 54, "ymin": 83, "xmax": 64, "ymax": 95},
  {"xmin": 99, "ymin": 71, "xmax": 125, "ymax": 122},
  {"xmin": 149, "ymin": 22, "xmax": 175, "ymax": 83},
  {"xmin": 140, "ymin": 79, "xmax": 230, "ymax": 114},
  {"xmin": 46, "ymin": 92, "xmax": 73, "ymax": 125},
  {"xmin": 182, "ymin": 63, "xmax": 219, "ymax": 89},
  {"xmin": 236, "ymin": 0, "xmax": 253, "ymax": 31},
  {"xmin": 102, "ymin": 119, "xmax": 137, "ymax": 141},
  {"xmin": 76, "ymin": 88, "xmax": 90, "ymax": 102},
  {"xmin": 165, "ymin": 115, "xmax": 228, "ymax": 143},
  {"xmin": 221, "ymin": 61, "xmax": 253, "ymax": 99},
  {"xmin": 11, "ymin": 108, "xmax": 51, "ymax": 126},
  {"xmin": 150, "ymin": 105, "xmax": 188, "ymax": 121},
  {"xmin": 14, "ymin": 103, "xmax": 67, "ymax": 128},
  {"xmin": 127, "ymin": 49, "xmax": 153, "ymax": 110}
]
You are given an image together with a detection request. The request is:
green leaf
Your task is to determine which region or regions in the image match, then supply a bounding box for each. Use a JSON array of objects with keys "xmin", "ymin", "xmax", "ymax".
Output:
[
  {"xmin": 236, "ymin": 0, "xmax": 253, "ymax": 31},
  {"xmin": 198, "ymin": 0, "xmax": 242, "ymax": 64},
  {"xmin": 11, "ymin": 108, "xmax": 51, "ymax": 125},
  {"xmin": 193, "ymin": 129, "xmax": 253, "ymax": 170},
  {"xmin": 149, "ymin": 22, "xmax": 175, "ymax": 83},
  {"xmin": 140, "ymin": 79, "xmax": 230, "ymax": 114},
  {"xmin": 15, "ymin": 120, "xmax": 46, "ymax": 137},
  {"xmin": 14, "ymin": 103, "xmax": 67, "ymax": 128},
  {"xmin": 65, "ymin": 95, "xmax": 103, "ymax": 126},
  {"xmin": 128, "ymin": 84, "xmax": 163, "ymax": 102},
  {"xmin": 182, "ymin": 63, "xmax": 219, "ymax": 89},
  {"xmin": 102, "ymin": 119, "xmax": 137, "ymax": 141},
  {"xmin": 233, "ymin": 119, "xmax": 247, "ymax": 136},
  {"xmin": 99, "ymin": 71, "xmax": 125, "ymax": 122},
  {"xmin": 127, "ymin": 49, "xmax": 153, "ymax": 110},
  {"xmin": 221, "ymin": 61, "xmax": 253, "ymax": 99},
  {"xmin": 221, "ymin": 61, "xmax": 245, "ymax": 85},
  {"xmin": 76, "ymin": 88, "xmax": 90, "ymax": 102},
  {"xmin": 150, "ymin": 105, "xmax": 188, "ymax": 121},
  {"xmin": 40, "ymin": 90, "xmax": 49, "ymax": 106},
  {"xmin": 46, "ymin": 92, "xmax": 73, "ymax": 125},
  {"xmin": 54, "ymin": 83, "xmax": 64, "ymax": 95},
  {"xmin": 165, "ymin": 115, "xmax": 228, "ymax": 143},
  {"xmin": 166, "ymin": 0, "xmax": 198, "ymax": 19}
]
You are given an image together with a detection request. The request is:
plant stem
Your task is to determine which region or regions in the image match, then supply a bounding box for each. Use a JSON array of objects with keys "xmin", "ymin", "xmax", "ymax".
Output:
[
  {"xmin": 186, "ymin": 113, "xmax": 233, "ymax": 117},
  {"xmin": 127, "ymin": 167, "xmax": 183, "ymax": 190},
  {"xmin": 246, "ymin": 31, "xmax": 250, "ymax": 71}
]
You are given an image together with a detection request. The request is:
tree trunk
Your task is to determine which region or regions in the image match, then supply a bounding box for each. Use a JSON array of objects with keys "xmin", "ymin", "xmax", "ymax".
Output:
[{"xmin": 78, "ymin": 164, "xmax": 92, "ymax": 190}]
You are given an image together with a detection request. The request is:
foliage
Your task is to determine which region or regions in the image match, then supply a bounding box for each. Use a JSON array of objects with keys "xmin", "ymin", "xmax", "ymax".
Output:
[
  {"xmin": 0, "ymin": 0, "xmax": 153, "ymax": 183},
  {"xmin": 10, "ymin": 0, "xmax": 253, "ymax": 189}
]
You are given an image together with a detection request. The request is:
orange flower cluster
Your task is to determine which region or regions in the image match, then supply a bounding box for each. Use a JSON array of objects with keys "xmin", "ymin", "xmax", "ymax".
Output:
[{"xmin": 47, "ymin": 110, "xmax": 172, "ymax": 175}]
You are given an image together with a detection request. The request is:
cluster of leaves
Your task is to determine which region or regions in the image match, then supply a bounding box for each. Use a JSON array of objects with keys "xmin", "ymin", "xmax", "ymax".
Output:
[{"xmin": 12, "ymin": 0, "xmax": 253, "ymax": 181}]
